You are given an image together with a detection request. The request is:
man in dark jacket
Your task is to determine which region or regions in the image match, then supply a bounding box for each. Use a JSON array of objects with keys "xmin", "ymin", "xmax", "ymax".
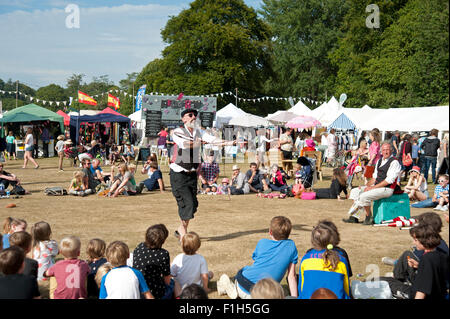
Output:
[{"xmin": 421, "ymin": 129, "xmax": 440, "ymax": 183}]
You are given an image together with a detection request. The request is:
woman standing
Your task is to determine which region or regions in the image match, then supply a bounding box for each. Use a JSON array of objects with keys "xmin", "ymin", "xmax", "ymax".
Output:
[
  {"xmin": 399, "ymin": 134, "xmax": 413, "ymax": 181},
  {"xmin": 6, "ymin": 131, "xmax": 16, "ymax": 160},
  {"xmin": 326, "ymin": 129, "xmax": 337, "ymax": 165},
  {"xmin": 22, "ymin": 127, "xmax": 39, "ymax": 169},
  {"xmin": 365, "ymin": 129, "xmax": 381, "ymax": 179}
]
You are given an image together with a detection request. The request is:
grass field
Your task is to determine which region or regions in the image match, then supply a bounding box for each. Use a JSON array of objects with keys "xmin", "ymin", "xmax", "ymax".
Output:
[{"xmin": 1, "ymin": 156, "xmax": 447, "ymax": 299}]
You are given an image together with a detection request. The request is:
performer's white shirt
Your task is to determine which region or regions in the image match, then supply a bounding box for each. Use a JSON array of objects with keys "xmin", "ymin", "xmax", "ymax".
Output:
[
  {"xmin": 372, "ymin": 155, "xmax": 402, "ymax": 184},
  {"xmin": 169, "ymin": 125, "xmax": 220, "ymax": 173}
]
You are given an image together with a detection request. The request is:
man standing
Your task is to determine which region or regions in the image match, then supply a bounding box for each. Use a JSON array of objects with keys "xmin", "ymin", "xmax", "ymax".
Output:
[
  {"xmin": 279, "ymin": 128, "xmax": 294, "ymax": 173},
  {"xmin": 170, "ymin": 108, "xmax": 235, "ymax": 240},
  {"xmin": 421, "ymin": 129, "xmax": 440, "ymax": 183},
  {"xmin": 41, "ymin": 125, "xmax": 50, "ymax": 158},
  {"xmin": 343, "ymin": 143, "xmax": 402, "ymax": 225}
]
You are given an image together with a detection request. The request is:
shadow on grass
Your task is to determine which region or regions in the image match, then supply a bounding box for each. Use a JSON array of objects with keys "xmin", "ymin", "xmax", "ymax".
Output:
[{"xmin": 202, "ymin": 224, "xmax": 311, "ymax": 242}]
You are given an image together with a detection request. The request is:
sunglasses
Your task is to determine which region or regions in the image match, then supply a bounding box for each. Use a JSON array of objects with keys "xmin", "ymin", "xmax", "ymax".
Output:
[{"xmin": 186, "ymin": 113, "xmax": 196, "ymax": 118}]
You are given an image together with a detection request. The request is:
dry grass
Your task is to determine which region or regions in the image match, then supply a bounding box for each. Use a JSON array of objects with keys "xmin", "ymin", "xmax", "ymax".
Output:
[{"xmin": 1, "ymin": 157, "xmax": 447, "ymax": 299}]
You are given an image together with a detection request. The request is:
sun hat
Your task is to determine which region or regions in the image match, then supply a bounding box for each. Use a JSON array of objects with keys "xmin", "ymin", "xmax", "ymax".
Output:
[
  {"xmin": 232, "ymin": 165, "xmax": 240, "ymax": 170},
  {"xmin": 305, "ymin": 139, "xmax": 316, "ymax": 148},
  {"xmin": 64, "ymin": 139, "xmax": 73, "ymax": 145},
  {"xmin": 57, "ymin": 135, "xmax": 65, "ymax": 140},
  {"xmin": 222, "ymin": 178, "xmax": 230, "ymax": 184},
  {"xmin": 410, "ymin": 166, "xmax": 421, "ymax": 174}
]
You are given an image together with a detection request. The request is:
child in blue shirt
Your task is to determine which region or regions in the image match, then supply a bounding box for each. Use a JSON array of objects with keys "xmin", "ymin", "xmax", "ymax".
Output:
[
  {"xmin": 100, "ymin": 241, "xmax": 153, "ymax": 299},
  {"xmin": 433, "ymin": 174, "xmax": 449, "ymax": 211},
  {"xmin": 298, "ymin": 223, "xmax": 351, "ymax": 299},
  {"xmin": 217, "ymin": 216, "xmax": 298, "ymax": 299}
]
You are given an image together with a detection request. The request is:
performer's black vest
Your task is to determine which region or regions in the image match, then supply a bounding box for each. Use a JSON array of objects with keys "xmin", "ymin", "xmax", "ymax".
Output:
[
  {"xmin": 375, "ymin": 156, "xmax": 401, "ymax": 192},
  {"xmin": 171, "ymin": 127, "xmax": 201, "ymax": 171}
]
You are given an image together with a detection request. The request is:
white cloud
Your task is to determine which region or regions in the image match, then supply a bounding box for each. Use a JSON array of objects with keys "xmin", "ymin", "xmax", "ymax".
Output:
[{"xmin": 0, "ymin": 3, "xmax": 187, "ymax": 87}]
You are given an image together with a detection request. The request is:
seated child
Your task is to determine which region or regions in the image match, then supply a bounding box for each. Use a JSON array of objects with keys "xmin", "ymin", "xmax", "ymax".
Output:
[
  {"xmin": 433, "ymin": 174, "xmax": 449, "ymax": 211},
  {"xmin": 86, "ymin": 238, "xmax": 107, "ymax": 299},
  {"xmin": 133, "ymin": 224, "xmax": 173, "ymax": 299},
  {"xmin": 297, "ymin": 223, "xmax": 351, "ymax": 299},
  {"xmin": 2, "ymin": 217, "xmax": 27, "ymax": 249},
  {"xmin": 0, "ymin": 246, "xmax": 40, "ymax": 299},
  {"xmin": 217, "ymin": 216, "xmax": 298, "ymax": 299},
  {"xmin": 95, "ymin": 262, "xmax": 113, "ymax": 289},
  {"xmin": 217, "ymin": 178, "xmax": 231, "ymax": 195},
  {"xmin": 9, "ymin": 231, "xmax": 38, "ymax": 279},
  {"xmin": 44, "ymin": 236, "xmax": 90, "ymax": 299},
  {"xmin": 179, "ymin": 283, "xmax": 208, "ymax": 300},
  {"xmin": 170, "ymin": 232, "xmax": 213, "ymax": 297},
  {"xmin": 100, "ymin": 241, "xmax": 153, "ymax": 299},
  {"xmin": 69, "ymin": 171, "xmax": 90, "ymax": 197},
  {"xmin": 379, "ymin": 223, "xmax": 449, "ymax": 299},
  {"xmin": 296, "ymin": 157, "xmax": 313, "ymax": 189},
  {"xmin": 31, "ymin": 221, "xmax": 59, "ymax": 281},
  {"xmin": 250, "ymin": 278, "xmax": 285, "ymax": 299}
]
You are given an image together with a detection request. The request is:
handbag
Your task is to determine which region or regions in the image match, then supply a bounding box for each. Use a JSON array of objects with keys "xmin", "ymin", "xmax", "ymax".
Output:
[
  {"xmin": 364, "ymin": 165, "xmax": 375, "ymax": 178},
  {"xmin": 402, "ymin": 144, "xmax": 413, "ymax": 166}
]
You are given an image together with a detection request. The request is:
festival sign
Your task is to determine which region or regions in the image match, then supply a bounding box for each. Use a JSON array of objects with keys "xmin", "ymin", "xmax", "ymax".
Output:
[{"xmin": 141, "ymin": 94, "xmax": 217, "ymax": 137}]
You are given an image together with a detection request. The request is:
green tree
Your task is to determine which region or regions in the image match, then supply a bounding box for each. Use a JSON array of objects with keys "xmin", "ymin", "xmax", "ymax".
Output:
[
  {"xmin": 136, "ymin": 0, "xmax": 275, "ymax": 115},
  {"xmin": 365, "ymin": 0, "xmax": 449, "ymax": 108},
  {"xmin": 36, "ymin": 84, "xmax": 69, "ymax": 111},
  {"xmin": 260, "ymin": 0, "xmax": 349, "ymax": 108},
  {"xmin": 330, "ymin": 0, "xmax": 409, "ymax": 108},
  {"xmin": 0, "ymin": 79, "xmax": 35, "ymax": 110}
]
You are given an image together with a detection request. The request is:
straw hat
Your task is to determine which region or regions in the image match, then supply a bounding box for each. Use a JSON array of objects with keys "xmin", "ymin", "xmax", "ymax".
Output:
[
  {"xmin": 64, "ymin": 139, "xmax": 73, "ymax": 145},
  {"xmin": 232, "ymin": 165, "xmax": 240, "ymax": 171},
  {"xmin": 57, "ymin": 135, "xmax": 65, "ymax": 140}
]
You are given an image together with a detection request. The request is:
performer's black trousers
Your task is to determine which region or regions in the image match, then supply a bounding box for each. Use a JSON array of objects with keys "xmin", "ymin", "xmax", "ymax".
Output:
[{"xmin": 170, "ymin": 169, "xmax": 198, "ymax": 221}]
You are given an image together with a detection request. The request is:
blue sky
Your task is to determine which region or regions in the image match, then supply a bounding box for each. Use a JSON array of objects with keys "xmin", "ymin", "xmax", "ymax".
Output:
[{"xmin": 0, "ymin": 0, "xmax": 263, "ymax": 90}]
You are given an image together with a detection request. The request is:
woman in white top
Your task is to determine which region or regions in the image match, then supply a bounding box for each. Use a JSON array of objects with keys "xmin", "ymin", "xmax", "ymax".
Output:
[
  {"xmin": 404, "ymin": 166, "xmax": 428, "ymax": 202},
  {"xmin": 22, "ymin": 127, "xmax": 39, "ymax": 169}
]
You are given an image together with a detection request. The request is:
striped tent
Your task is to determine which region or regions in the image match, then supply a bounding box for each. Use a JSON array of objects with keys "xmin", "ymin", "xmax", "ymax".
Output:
[{"xmin": 328, "ymin": 112, "xmax": 356, "ymax": 131}]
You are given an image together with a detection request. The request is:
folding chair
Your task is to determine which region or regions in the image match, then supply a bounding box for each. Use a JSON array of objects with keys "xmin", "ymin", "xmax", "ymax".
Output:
[{"xmin": 159, "ymin": 148, "xmax": 169, "ymax": 166}]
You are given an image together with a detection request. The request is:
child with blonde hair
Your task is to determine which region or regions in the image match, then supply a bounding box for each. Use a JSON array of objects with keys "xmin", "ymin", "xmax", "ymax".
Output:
[
  {"xmin": 44, "ymin": 236, "xmax": 90, "ymax": 299},
  {"xmin": 297, "ymin": 224, "xmax": 351, "ymax": 299},
  {"xmin": 250, "ymin": 277, "xmax": 285, "ymax": 299},
  {"xmin": 2, "ymin": 217, "xmax": 27, "ymax": 249},
  {"xmin": 31, "ymin": 221, "xmax": 58, "ymax": 281},
  {"xmin": 170, "ymin": 232, "xmax": 213, "ymax": 297},
  {"xmin": 100, "ymin": 241, "xmax": 153, "ymax": 299},
  {"xmin": 69, "ymin": 170, "xmax": 90, "ymax": 196},
  {"xmin": 95, "ymin": 262, "xmax": 113, "ymax": 288},
  {"xmin": 86, "ymin": 238, "xmax": 107, "ymax": 298}
]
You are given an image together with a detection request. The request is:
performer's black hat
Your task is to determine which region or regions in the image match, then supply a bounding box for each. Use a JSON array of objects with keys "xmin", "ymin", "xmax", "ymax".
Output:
[{"xmin": 181, "ymin": 108, "xmax": 198, "ymax": 118}]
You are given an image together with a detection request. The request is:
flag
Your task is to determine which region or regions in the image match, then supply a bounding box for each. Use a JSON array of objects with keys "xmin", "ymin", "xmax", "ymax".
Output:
[
  {"xmin": 78, "ymin": 90, "xmax": 97, "ymax": 106},
  {"xmin": 135, "ymin": 85, "xmax": 146, "ymax": 112},
  {"xmin": 108, "ymin": 93, "xmax": 120, "ymax": 109}
]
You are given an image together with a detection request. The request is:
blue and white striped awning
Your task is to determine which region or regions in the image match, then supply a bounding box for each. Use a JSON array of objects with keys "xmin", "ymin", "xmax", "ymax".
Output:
[{"xmin": 328, "ymin": 112, "xmax": 356, "ymax": 130}]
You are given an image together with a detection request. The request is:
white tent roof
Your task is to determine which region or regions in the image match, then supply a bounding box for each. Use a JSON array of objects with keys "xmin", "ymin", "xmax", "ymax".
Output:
[
  {"xmin": 68, "ymin": 110, "xmax": 100, "ymax": 116},
  {"xmin": 128, "ymin": 109, "xmax": 142, "ymax": 123},
  {"xmin": 229, "ymin": 113, "xmax": 271, "ymax": 127},
  {"xmin": 215, "ymin": 103, "xmax": 247, "ymax": 128},
  {"xmin": 266, "ymin": 111, "xmax": 298, "ymax": 124},
  {"xmin": 310, "ymin": 96, "xmax": 343, "ymax": 127},
  {"xmin": 287, "ymin": 100, "xmax": 312, "ymax": 115}
]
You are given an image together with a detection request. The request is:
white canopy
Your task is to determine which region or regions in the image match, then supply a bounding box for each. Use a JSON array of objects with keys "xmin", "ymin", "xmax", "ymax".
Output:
[
  {"xmin": 287, "ymin": 100, "xmax": 312, "ymax": 115},
  {"xmin": 228, "ymin": 113, "xmax": 271, "ymax": 127},
  {"xmin": 266, "ymin": 111, "xmax": 298, "ymax": 124},
  {"xmin": 215, "ymin": 103, "xmax": 247, "ymax": 128},
  {"xmin": 310, "ymin": 96, "xmax": 344, "ymax": 127},
  {"xmin": 68, "ymin": 110, "xmax": 100, "ymax": 116}
]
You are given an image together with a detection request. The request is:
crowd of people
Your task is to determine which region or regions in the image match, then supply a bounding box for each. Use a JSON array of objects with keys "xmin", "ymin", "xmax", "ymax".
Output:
[
  {"xmin": 0, "ymin": 212, "xmax": 448, "ymax": 300},
  {"xmin": 0, "ymin": 123, "xmax": 449, "ymax": 300}
]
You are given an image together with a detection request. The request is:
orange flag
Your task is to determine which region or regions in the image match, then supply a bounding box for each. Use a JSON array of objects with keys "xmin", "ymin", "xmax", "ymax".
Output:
[
  {"xmin": 107, "ymin": 93, "xmax": 120, "ymax": 109},
  {"xmin": 78, "ymin": 91, "xmax": 97, "ymax": 106}
]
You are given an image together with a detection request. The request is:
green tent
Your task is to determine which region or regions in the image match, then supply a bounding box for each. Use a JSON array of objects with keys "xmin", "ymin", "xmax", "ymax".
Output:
[{"xmin": 1, "ymin": 103, "xmax": 64, "ymax": 137}]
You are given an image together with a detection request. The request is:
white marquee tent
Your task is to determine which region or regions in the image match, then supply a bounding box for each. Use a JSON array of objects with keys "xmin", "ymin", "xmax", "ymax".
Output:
[
  {"xmin": 215, "ymin": 103, "xmax": 248, "ymax": 128},
  {"xmin": 229, "ymin": 113, "xmax": 271, "ymax": 127},
  {"xmin": 287, "ymin": 100, "xmax": 312, "ymax": 116}
]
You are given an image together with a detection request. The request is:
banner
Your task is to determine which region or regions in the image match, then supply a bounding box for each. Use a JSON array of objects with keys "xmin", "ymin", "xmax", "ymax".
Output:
[
  {"xmin": 107, "ymin": 94, "xmax": 120, "ymax": 109},
  {"xmin": 135, "ymin": 85, "xmax": 146, "ymax": 112},
  {"xmin": 78, "ymin": 91, "xmax": 97, "ymax": 106}
]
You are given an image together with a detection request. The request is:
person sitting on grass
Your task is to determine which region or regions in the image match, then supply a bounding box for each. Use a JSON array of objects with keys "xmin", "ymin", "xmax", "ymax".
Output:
[
  {"xmin": 0, "ymin": 246, "xmax": 41, "ymax": 299},
  {"xmin": 404, "ymin": 166, "xmax": 428, "ymax": 202},
  {"xmin": 170, "ymin": 232, "xmax": 214, "ymax": 298},
  {"xmin": 2, "ymin": 217, "xmax": 27, "ymax": 249},
  {"xmin": 217, "ymin": 216, "xmax": 298, "ymax": 299},
  {"xmin": 0, "ymin": 163, "xmax": 30, "ymax": 195},
  {"xmin": 378, "ymin": 223, "xmax": 449, "ymax": 299},
  {"xmin": 108, "ymin": 163, "xmax": 137, "ymax": 197},
  {"xmin": 268, "ymin": 164, "xmax": 289, "ymax": 193},
  {"xmin": 86, "ymin": 238, "xmax": 108, "ymax": 299},
  {"xmin": 138, "ymin": 162, "xmax": 165, "ymax": 193},
  {"xmin": 68, "ymin": 171, "xmax": 92, "ymax": 197},
  {"xmin": 245, "ymin": 162, "xmax": 270, "ymax": 194},
  {"xmin": 8, "ymin": 231, "xmax": 38, "ymax": 279},
  {"xmin": 250, "ymin": 277, "xmax": 285, "ymax": 299},
  {"xmin": 44, "ymin": 236, "xmax": 90, "ymax": 299},
  {"xmin": 99, "ymin": 241, "xmax": 153, "ymax": 299},
  {"xmin": 297, "ymin": 223, "xmax": 351, "ymax": 299},
  {"xmin": 314, "ymin": 168, "xmax": 348, "ymax": 201},
  {"xmin": 432, "ymin": 174, "xmax": 449, "ymax": 212},
  {"xmin": 90, "ymin": 158, "xmax": 112, "ymax": 186},
  {"xmin": 179, "ymin": 283, "xmax": 208, "ymax": 299},
  {"xmin": 199, "ymin": 151, "xmax": 220, "ymax": 193},
  {"xmin": 121, "ymin": 141, "xmax": 135, "ymax": 164}
]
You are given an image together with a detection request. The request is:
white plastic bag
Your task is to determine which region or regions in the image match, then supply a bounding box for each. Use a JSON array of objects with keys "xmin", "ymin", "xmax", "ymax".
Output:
[{"xmin": 351, "ymin": 280, "xmax": 393, "ymax": 299}]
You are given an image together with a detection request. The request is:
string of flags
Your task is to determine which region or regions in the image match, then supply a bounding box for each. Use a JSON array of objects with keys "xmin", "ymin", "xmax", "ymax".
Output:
[{"xmin": 0, "ymin": 88, "xmax": 325, "ymax": 107}]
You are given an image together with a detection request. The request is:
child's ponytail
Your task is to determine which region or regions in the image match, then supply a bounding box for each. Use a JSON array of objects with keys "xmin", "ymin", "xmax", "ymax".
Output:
[
  {"xmin": 322, "ymin": 244, "xmax": 340, "ymax": 271},
  {"xmin": 311, "ymin": 224, "xmax": 341, "ymax": 271}
]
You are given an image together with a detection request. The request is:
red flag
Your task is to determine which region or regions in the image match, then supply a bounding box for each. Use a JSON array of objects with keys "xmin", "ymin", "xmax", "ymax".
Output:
[
  {"xmin": 108, "ymin": 94, "xmax": 120, "ymax": 109},
  {"xmin": 78, "ymin": 91, "xmax": 97, "ymax": 106}
]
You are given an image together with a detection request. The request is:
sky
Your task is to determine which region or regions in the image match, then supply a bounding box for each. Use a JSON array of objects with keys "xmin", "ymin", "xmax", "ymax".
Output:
[{"xmin": 0, "ymin": 0, "xmax": 263, "ymax": 90}]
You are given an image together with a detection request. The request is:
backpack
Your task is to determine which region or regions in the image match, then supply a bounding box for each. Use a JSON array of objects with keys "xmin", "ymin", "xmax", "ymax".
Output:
[{"xmin": 44, "ymin": 186, "xmax": 67, "ymax": 196}]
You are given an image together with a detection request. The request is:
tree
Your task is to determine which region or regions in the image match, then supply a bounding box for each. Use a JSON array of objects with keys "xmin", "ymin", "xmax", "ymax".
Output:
[
  {"xmin": 329, "ymin": 0, "xmax": 409, "ymax": 108},
  {"xmin": 36, "ymin": 84, "xmax": 69, "ymax": 111},
  {"xmin": 65, "ymin": 73, "xmax": 86, "ymax": 97},
  {"xmin": 260, "ymin": 0, "xmax": 349, "ymax": 108},
  {"xmin": 119, "ymin": 72, "xmax": 139, "ymax": 91},
  {"xmin": 364, "ymin": 0, "xmax": 449, "ymax": 108},
  {"xmin": 136, "ymin": 0, "xmax": 274, "ymax": 115}
]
